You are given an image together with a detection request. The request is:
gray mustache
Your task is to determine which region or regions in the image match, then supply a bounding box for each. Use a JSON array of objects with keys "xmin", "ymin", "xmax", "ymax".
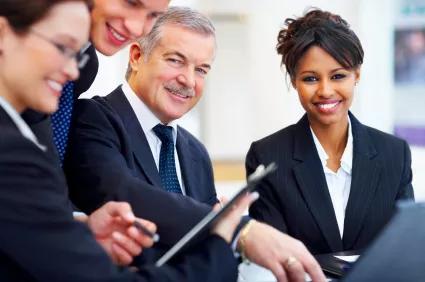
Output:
[{"xmin": 164, "ymin": 83, "xmax": 195, "ymax": 97}]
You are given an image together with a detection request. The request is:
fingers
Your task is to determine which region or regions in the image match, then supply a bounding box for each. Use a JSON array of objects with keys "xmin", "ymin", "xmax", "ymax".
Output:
[
  {"xmin": 212, "ymin": 192, "xmax": 259, "ymax": 243},
  {"xmin": 296, "ymin": 253, "xmax": 325, "ymax": 282},
  {"xmin": 269, "ymin": 262, "xmax": 288, "ymax": 282},
  {"xmin": 285, "ymin": 257, "xmax": 306, "ymax": 282},
  {"xmin": 212, "ymin": 202, "xmax": 221, "ymax": 212},
  {"xmin": 102, "ymin": 202, "xmax": 135, "ymax": 223},
  {"xmin": 221, "ymin": 192, "xmax": 258, "ymax": 226},
  {"xmin": 127, "ymin": 219, "xmax": 157, "ymax": 248},
  {"xmin": 231, "ymin": 192, "xmax": 259, "ymax": 216},
  {"xmin": 291, "ymin": 242, "xmax": 326, "ymax": 282},
  {"xmin": 219, "ymin": 196, "xmax": 228, "ymax": 206},
  {"xmin": 112, "ymin": 231, "xmax": 142, "ymax": 257},
  {"xmin": 241, "ymin": 223, "xmax": 326, "ymax": 282},
  {"xmin": 111, "ymin": 242, "xmax": 134, "ymax": 266},
  {"xmin": 136, "ymin": 218, "xmax": 157, "ymax": 234}
]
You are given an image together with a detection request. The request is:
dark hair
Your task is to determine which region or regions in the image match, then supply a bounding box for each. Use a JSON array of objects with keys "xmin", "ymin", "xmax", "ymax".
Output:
[
  {"xmin": 0, "ymin": 0, "xmax": 92, "ymax": 34},
  {"xmin": 277, "ymin": 9, "xmax": 364, "ymax": 80}
]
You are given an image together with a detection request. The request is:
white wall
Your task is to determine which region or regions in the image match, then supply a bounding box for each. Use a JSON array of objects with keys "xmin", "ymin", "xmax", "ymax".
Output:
[{"xmin": 198, "ymin": 0, "xmax": 396, "ymax": 159}]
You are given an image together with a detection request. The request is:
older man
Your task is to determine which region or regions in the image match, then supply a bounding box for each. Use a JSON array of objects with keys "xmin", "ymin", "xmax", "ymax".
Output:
[{"xmin": 65, "ymin": 7, "xmax": 326, "ymax": 282}]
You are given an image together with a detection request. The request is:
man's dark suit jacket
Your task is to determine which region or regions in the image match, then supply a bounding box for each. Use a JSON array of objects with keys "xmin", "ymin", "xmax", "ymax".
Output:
[
  {"xmin": 64, "ymin": 86, "xmax": 218, "ymax": 248},
  {"xmin": 246, "ymin": 113, "xmax": 414, "ymax": 255},
  {"xmin": 22, "ymin": 46, "xmax": 216, "ymax": 250},
  {"xmin": 0, "ymin": 106, "xmax": 238, "ymax": 282}
]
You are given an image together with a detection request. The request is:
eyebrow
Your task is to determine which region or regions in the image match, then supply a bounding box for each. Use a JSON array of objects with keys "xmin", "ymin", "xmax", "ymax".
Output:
[
  {"xmin": 299, "ymin": 67, "xmax": 346, "ymax": 75},
  {"xmin": 54, "ymin": 33, "xmax": 80, "ymax": 49},
  {"xmin": 199, "ymin": 63, "xmax": 211, "ymax": 70},
  {"xmin": 164, "ymin": 51, "xmax": 186, "ymax": 60},
  {"xmin": 164, "ymin": 51, "xmax": 211, "ymax": 69}
]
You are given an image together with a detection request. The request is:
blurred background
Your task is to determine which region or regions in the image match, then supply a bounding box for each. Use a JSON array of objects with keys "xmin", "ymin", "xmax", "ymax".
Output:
[{"xmin": 81, "ymin": 0, "xmax": 425, "ymax": 200}]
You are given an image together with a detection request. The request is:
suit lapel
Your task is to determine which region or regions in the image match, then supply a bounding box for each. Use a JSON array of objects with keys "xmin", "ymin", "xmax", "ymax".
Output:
[
  {"xmin": 0, "ymin": 106, "xmax": 17, "ymax": 129},
  {"xmin": 343, "ymin": 113, "xmax": 381, "ymax": 249},
  {"xmin": 292, "ymin": 115, "xmax": 343, "ymax": 252},
  {"xmin": 176, "ymin": 128, "xmax": 199, "ymax": 197},
  {"xmin": 106, "ymin": 87, "xmax": 162, "ymax": 187}
]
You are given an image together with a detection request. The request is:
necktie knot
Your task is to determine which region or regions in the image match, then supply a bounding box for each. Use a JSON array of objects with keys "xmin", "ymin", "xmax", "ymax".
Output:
[{"xmin": 153, "ymin": 124, "xmax": 173, "ymax": 145}]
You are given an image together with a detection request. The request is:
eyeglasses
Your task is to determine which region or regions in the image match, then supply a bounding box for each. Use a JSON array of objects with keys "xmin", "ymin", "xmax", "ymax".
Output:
[{"xmin": 30, "ymin": 29, "xmax": 90, "ymax": 69}]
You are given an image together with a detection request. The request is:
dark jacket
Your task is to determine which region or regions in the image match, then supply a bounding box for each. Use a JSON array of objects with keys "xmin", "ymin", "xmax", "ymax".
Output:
[{"xmin": 246, "ymin": 113, "xmax": 414, "ymax": 254}]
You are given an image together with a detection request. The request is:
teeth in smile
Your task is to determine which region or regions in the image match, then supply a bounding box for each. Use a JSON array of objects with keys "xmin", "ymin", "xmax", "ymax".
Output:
[
  {"xmin": 318, "ymin": 102, "xmax": 338, "ymax": 109},
  {"xmin": 110, "ymin": 27, "xmax": 126, "ymax": 42},
  {"xmin": 167, "ymin": 88, "xmax": 189, "ymax": 98},
  {"xmin": 47, "ymin": 80, "xmax": 63, "ymax": 92},
  {"xmin": 175, "ymin": 93, "xmax": 188, "ymax": 98}
]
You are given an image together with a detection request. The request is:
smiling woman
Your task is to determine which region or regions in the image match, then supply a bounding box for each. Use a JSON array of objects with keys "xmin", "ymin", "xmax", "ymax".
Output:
[
  {"xmin": 0, "ymin": 0, "xmax": 91, "ymax": 114},
  {"xmin": 246, "ymin": 8, "xmax": 414, "ymax": 255}
]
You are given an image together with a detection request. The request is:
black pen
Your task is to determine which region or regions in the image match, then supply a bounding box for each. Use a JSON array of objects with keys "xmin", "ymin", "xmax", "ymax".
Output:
[{"xmin": 133, "ymin": 221, "xmax": 160, "ymax": 243}]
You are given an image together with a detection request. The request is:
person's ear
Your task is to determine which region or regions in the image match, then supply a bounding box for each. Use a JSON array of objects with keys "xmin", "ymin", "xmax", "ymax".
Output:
[{"xmin": 128, "ymin": 43, "xmax": 144, "ymax": 73}]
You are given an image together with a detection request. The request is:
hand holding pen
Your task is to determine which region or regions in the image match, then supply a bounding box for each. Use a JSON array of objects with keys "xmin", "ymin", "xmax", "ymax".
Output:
[
  {"xmin": 133, "ymin": 220, "xmax": 160, "ymax": 243},
  {"xmin": 87, "ymin": 201, "xmax": 158, "ymax": 266}
]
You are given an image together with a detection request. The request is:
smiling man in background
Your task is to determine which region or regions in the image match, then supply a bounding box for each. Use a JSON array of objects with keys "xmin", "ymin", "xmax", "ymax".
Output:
[{"xmin": 64, "ymin": 7, "xmax": 326, "ymax": 282}]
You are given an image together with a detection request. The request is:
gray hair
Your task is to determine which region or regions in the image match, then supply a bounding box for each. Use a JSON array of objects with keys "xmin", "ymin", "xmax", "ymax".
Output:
[{"xmin": 125, "ymin": 6, "xmax": 216, "ymax": 80}]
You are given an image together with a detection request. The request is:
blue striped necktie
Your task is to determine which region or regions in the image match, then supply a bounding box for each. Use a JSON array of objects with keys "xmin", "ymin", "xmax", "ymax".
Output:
[
  {"xmin": 51, "ymin": 81, "xmax": 74, "ymax": 164},
  {"xmin": 153, "ymin": 124, "xmax": 182, "ymax": 194}
]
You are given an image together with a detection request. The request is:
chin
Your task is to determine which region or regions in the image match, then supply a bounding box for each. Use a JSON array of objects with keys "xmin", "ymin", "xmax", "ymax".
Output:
[
  {"xmin": 320, "ymin": 117, "xmax": 344, "ymax": 127},
  {"xmin": 95, "ymin": 39, "xmax": 122, "ymax": 56},
  {"xmin": 98, "ymin": 46, "xmax": 117, "ymax": 56},
  {"xmin": 38, "ymin": 102, "xmax": 58, "ymax": 115},
  {"xmin": 45, "ymin": 107, "xmax": 58, "ymax": 115},
  {"xmin": 170, "ymin": 111, "xmax": 186, "ymax": 121}
]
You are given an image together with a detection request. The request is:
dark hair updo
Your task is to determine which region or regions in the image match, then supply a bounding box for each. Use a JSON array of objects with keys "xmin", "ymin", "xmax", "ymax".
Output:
[
  {"xmin": 277, "ymin": 9, "xmax": 364, "ymax": 80},
  {"xmin": 0, "ymin": 0, "xmax": 92, "ymax": 34}
]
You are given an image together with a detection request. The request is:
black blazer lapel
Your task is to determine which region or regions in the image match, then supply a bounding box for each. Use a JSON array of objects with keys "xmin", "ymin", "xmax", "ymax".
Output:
[
  {"xmin": 176, "ymin": 128, "xmax": 199, "ymax": 198},
  {"xmin": 106, "ymin": 87, "xmax": 162, "ymax": 187},
  {"xmin": 292, "ymin": 115, "xmax": 343, "ymax": 252},
  {"xmin": 0, "ymin": 106, "xmax": 15, "ymax": 128},
  {"xmin": 343, "ymin": 113, "xmax": 381, "ymax": 249}
]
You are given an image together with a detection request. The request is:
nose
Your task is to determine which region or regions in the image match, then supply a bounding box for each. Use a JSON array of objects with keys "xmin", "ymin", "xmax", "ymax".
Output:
[
  {"xmin": 317, "ymin": 79, "xmax": 334, "ymax": 98},
  {"xmin": 63, "ymin": 58, "xmax": 80, "ymax": 81},
  {"xmin": 124, "ymin": 16, "xmax": 147, "ymax": 39},
  {"xmin": 177, "ymin": 69, "xmax": 196, "ymax": 89}
]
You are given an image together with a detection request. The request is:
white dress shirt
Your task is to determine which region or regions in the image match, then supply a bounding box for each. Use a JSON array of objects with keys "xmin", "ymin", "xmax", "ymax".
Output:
[
  {"xmin": 0, "ymin": 96, "xmax": 46, "ymax": 151},
  {"xmin": 121, "ymin": 81, "xmax": 186, "ymax": 195},
  {"xmin": 310, "ymin": 117, "xmax": 353, "ymax": 238}
]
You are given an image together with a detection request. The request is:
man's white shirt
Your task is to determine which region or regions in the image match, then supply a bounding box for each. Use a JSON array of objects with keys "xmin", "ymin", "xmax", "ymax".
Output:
[{"xmin": 121, "ymin": 81, "xmax": 186, "ymax": 195}]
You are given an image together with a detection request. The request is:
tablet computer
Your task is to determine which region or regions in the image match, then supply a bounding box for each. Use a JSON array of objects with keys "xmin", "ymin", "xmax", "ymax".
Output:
[
  {"xmin": 315, "ymin": 251, "xmax": 359, "ymax": 278},
  {"xmin": 155, "ymin": 162, "xmax": 277, "ymax": 267}
]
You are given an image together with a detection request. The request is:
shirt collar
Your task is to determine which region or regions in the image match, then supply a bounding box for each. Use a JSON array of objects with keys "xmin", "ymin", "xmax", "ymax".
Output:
[
  {"xmin": 0, "ymin": 96, "xmax": 46, "ymax": 151},
  {"xmin": 121, "ymin": 81, "xmax": 178, "ymax": 142},
  {"xmin": 310, "ymin": 116, "xmax": 353, "ymax": 174}
]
